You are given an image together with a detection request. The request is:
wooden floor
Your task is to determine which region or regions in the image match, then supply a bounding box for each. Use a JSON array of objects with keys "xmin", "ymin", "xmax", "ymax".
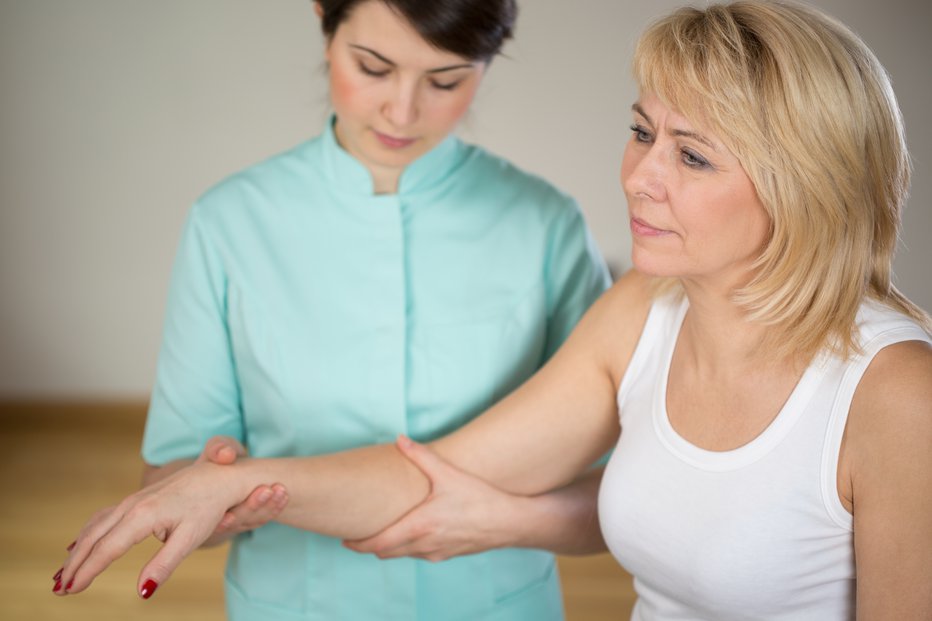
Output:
[{"xmin": 0, "ymin": 402, "xmax": 635, "ymax": 620}]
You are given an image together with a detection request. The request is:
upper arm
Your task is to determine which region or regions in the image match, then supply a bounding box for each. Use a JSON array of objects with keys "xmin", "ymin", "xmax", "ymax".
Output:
[
  {"xmin": 142, "ymin": 204, "xmax": 244, "ymax": 465},
  {"xmin": 846, "ymin": 339, "xmax": 932, "ymax": 618},
  {"xmin": 433, "ymin": 270, "xmax": 652, "ymax": 495}
]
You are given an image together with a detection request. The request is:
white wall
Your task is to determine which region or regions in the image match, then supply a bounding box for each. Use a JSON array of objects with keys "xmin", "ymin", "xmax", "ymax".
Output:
[{"xmin": 1, "ymin": 0, "xmax": 929, "ymax": 398}]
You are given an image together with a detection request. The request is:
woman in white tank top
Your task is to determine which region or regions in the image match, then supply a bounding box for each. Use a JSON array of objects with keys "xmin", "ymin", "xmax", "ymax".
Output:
[{"xmin": 58, "ymin": 3, "xmax": 932, "ymax": 619}]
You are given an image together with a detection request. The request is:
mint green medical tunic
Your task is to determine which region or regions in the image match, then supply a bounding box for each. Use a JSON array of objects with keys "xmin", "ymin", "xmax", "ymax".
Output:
[{"xmin": 142, "ymin": 119, "xmax": 610, "ymax": 621}]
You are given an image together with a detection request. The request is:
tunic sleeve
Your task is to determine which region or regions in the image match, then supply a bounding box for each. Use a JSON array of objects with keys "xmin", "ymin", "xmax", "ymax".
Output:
[
  {"xmin": 142, "ymin": 203, "xmax": 244, "ymax": 465},
  {"xmin": 541, "ymin": 202, "xmax": 611, "ymax": 360}
]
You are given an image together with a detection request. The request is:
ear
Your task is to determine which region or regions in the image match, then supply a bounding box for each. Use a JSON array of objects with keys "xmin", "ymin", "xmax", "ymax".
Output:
[{"xmin": 314, "ymin": 2, "xmax": 332, "ymax": 60}]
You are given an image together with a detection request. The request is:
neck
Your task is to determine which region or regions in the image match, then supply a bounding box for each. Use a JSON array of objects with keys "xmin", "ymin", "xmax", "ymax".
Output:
[
  {"xmin": 370, "ymin": 166, "xmax": 400, "ymax": 195},
  {"xmin": 677, "ymin": 276, "xmax": 798, "ymax": 377}
]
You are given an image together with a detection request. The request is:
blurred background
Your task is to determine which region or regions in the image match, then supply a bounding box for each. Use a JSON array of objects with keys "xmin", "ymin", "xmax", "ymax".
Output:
[
  {"xmin": 1, "ymin": 0, "xmax": 930, "ymax": 399},
  {"xmin": 1, "ymin": 0, "xmax": 929, "ymax": 619}
]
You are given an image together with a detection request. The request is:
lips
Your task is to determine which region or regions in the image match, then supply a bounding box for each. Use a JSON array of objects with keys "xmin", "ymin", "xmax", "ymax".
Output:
[
  {"xmin": 373, "ymin": 129, "xmax": 417, "ymax": 149},
  {"xmin": 630, "ymin": 217, "xmax": 673, "ymax": 237}
]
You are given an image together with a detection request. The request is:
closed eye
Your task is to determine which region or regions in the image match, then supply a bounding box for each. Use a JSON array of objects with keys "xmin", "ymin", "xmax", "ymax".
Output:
[
  {"xmin": 429, "ymin": 79, "xmax": 462, "ymax": 91},
  {"xmin": 358, "ymin": 61, "xmax": 390, "ymax": 78}
]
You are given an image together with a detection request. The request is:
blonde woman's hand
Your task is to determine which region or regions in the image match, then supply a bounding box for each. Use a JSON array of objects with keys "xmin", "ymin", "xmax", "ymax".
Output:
[{"xmin": 55, "ymin": 460, "xmax": 249, "ymax": 600}]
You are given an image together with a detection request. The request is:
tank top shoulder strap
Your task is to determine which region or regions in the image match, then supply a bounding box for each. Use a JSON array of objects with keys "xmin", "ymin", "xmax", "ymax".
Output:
[
  {"xmin": 820, "ymin": 301, "xmax": 932, "ymax": 529},
  {"xmin": 617, "ymin": 291, "xmax": 688, "ymax": 402}
]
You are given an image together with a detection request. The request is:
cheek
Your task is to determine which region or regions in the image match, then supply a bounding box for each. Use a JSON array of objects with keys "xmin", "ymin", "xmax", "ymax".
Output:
[
  {"xmin": 328, "ymin": 64, "xmax": 365, "ymax": 116},
  {"xmin": 619, "ymin": 144, "xmax": 638, "ymax": 195},
  {"xmin": 428, "ymin": 85, "xmax": 479, "ymax": 129}
]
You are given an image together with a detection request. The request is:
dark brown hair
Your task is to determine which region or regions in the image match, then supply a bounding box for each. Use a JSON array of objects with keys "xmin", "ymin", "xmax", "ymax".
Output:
[{"xmin": 317, "ymin": 0, "xmax": 517, "ymax": 61}]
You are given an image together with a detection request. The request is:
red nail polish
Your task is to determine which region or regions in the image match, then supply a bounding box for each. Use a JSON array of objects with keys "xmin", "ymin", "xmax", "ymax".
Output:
[
  {"xmin": 53, "ymin": 580, "xmax": 62, "ymax": 593},
  {"xmin": 53, "ymin": 568, "xmax": 63, "ymax": 582},
  {"xmin": 66, "ymin": 541, "xmax": 76, "ymax": 552},
  {"xmin": 65, "ymin": 580, "xmax": 74, "ymax": 591},
  {"xmin": 140, "ymin": 579, "xmax": 159, "ymax": 599}
]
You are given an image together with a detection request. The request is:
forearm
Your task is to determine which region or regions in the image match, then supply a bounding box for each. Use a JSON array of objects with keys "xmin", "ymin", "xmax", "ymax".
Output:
[
  {"xmin": 233, "ymin": 443, "xmax": 431, "ymax": 539},
  {"xmin": 508, "ymin": 468, "xmax": 606, "ymax": 555}
]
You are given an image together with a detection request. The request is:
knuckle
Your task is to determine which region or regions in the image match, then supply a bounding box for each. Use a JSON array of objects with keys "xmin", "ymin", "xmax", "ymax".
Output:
[{"xmin": 123, "ymin": 502, "xmax": 152, "ymax": 524}]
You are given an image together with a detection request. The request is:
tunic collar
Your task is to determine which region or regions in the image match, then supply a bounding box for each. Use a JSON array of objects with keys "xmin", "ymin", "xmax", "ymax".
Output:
[{"xmin": 321, "ymin": 115, "xmax": 465, "ymax": 197}]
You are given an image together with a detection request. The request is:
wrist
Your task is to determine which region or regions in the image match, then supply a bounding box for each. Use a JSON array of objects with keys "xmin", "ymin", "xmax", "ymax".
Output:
[{"xmin": 194, "ymin": 459, "xmax": 260, "ymax": 509}]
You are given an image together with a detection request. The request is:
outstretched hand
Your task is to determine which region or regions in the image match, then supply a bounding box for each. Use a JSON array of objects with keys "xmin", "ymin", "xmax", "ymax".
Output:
[
  {"xmin": 197, "ymin": 436, "xmax": 289, "ymax": 546},
  {"xmin": 52, "ymin": 436, "xmax": 287, "ymax": 600},
  {"xmin": 54, "ymin": 460, "xmax": 246, "ymax": 600},
  {"xmin": 343, "ymin": 435, "xmax": 523, "ymax": 562}
]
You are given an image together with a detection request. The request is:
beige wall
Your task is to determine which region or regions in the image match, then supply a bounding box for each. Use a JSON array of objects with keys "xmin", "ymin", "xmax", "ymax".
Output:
[{"xmin": 1, "ymin": 0, "xmax": 930, "ymax": 398}]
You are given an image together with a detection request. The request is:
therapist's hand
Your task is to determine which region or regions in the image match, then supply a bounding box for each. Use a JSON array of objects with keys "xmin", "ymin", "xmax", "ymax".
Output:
[
  {"xmin": 198, "ymin": 436, "xmax": 289, "ymax": 547},
  {"xmin": 343, "ymin": 435, "xmax": 524, "ymax": 561}
]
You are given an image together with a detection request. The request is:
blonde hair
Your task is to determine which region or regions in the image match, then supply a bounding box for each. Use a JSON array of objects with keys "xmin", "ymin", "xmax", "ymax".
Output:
[{"xmin": 634, "ymin": 0, "xmax": 930, "ymax": 359}]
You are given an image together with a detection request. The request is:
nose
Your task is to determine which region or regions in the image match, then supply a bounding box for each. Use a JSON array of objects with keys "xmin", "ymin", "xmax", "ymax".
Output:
[
  {"xmin": 382, "ymin": 80, "xmax": 419, "ymax": 128},
  {"xmin": 622, "ymin": 142, "xmax": 667, "ymax": 203}
]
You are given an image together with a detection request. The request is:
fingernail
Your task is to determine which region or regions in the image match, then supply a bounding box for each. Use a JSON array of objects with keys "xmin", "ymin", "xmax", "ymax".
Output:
[
  {"xmin": 65, "ymin": 580, "xmax": 74, "ymax": 591},
  {"xmin": 53, "ymin": 568, "xmax": 63, "ymax": 582},
  {"xmin": 397, "ymin": 434, "xmax": 413, "ymax": 449},
  {"xmin": 140, "ymin": 579, "xmax": 158, "ymax": 599},
  {"xmin": 66, "ymin": 541, "xmax": 76, "ymax": 552},
  {"xmin": 257, "ymin": 488, "xmax": 273, "ymax": 503},
  {"xmin": 53, "ymin": 580, "xmax": 62, "ymax": 593}
]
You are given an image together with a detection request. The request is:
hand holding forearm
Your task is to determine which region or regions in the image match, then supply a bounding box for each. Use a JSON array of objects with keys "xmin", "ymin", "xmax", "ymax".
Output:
[
  {"xmin": 344, "ymin": 437, "xmax": 606, "ymax": 561},
  {"xmin": 140, "ymin": 436, "xmax": 290, "ymax": 549}
]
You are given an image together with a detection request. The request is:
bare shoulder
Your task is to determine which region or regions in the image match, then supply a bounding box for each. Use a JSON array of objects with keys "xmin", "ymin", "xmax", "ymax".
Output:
[
  {"xmin": 849, "ymin": 338, "xmax": 932, "ymax": 437},
  {"xmin": 582, "ymin": 269, "xmax": 653, "ymax": 328},
  {"xmin": 846, "ymin": 338, "xmax": 932, "ymax": 499},
  {"xmin": 573, "ymin": 269, "xmax": 654, "ymax": 384}
]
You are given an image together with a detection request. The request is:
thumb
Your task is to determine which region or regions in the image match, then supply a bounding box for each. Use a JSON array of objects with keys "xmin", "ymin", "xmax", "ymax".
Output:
[
  {"xmin": 200, "ymin": 435, "xmax": 247, "ymax": 465},
  {"xmin": 395, "ymin": 435, "xmax": 453, "ymax": 485}
]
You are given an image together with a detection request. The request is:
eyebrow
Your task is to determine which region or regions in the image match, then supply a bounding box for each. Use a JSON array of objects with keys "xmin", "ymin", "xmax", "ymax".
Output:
[
  {"xmin": 349, "ymin": 44, "xmax": 475, "ymax": 73},
  {"xmin": 632, "ymin": 103, "xmax": 718, "ymax": 151}
]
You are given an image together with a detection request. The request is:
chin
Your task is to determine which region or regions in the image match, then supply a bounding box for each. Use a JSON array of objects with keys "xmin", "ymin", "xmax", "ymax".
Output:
[{"xmin": 630, "ymin": 251, "xmax": 681, "ymax": 278}]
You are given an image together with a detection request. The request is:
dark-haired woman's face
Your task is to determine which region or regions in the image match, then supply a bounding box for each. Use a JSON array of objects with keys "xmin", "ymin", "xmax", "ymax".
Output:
[{"xmin": 325, "ymin": 0, "xmax": 485, "ymax": 191}]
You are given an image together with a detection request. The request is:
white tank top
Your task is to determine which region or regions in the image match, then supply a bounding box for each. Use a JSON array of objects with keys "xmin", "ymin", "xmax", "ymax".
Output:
[{"xmin": 599, "ymin": 293, "xmax": 931, "ymax": 621}]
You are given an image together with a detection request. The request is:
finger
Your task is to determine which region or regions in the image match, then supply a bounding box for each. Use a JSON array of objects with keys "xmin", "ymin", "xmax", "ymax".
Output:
[
  {"xmin": 215, "ymin": 486, "xmax": 273, "ymax": 532},
  {"xmin": 135, "ymin": 523, "xmax": 203, "ymax": 599},
  {"xmin": 220, "ymin": 485, "xmax": 289, "ymax": 534},
  {"xmin": 343, "ymin": 512, "xmax": 430, "ymax": 556},
  {"xmin": 63, "ymin": 504, "xmax": 156, "ymax": 595},
  {"xmin": 56, "ymin": 506, "xmax": 125, "ymax": 595},
  {"xmin": 201, "ymin": 435, "xmax": 248, "ymax": 465},
  {"xmin": 345, "ymin": 533, "xmax": 434, "ymax": 560},
  {"xmin": 395, "ymin": 435, "xmax": 453, "ymax": 486}
]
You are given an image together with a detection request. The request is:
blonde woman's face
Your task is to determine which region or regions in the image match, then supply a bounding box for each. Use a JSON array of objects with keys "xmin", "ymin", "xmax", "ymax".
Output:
[
  {"xmin": 325, "ymin": 0, "xmax": 485, "ymax": 189},
  {"xmin": 621, "ymin": 93, "xmax": 770, "ymax": 286}
]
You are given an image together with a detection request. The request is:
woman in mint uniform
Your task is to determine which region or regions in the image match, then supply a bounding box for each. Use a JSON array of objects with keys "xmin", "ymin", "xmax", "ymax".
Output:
[{"xmin": 140, "ymin": 1, "xmax": 609, "ymax": 619}]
